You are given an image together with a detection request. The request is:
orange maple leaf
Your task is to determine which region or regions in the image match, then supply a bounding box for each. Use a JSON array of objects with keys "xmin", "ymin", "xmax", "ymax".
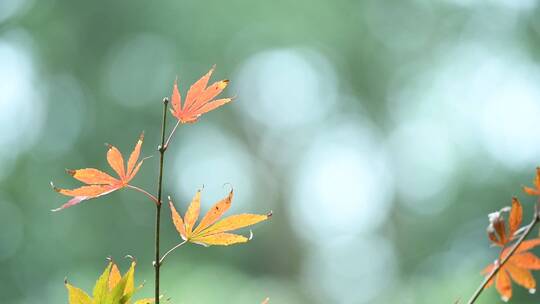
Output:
[
  {"xmin": 168, "ymin": 189, "xmax": 271, "ymax": 246},
  {"xmin": 523, "ymin": 167, "xmax": 540, "ymax": 196},
  {"xmin": 51, "ymin": 133, "xmax": 146, "ymax": 211},
  {"xmin": 482, "ymin": 197, "xmax": 540, "ymax": 301},
  {"xmin": 170, "ymin": 66, "xmax": 232, "ymax": 124}
]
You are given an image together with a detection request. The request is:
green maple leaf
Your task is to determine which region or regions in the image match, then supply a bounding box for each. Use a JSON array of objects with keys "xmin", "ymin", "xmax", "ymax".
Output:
[{"xmin": 65, "ymin": 259, "xmax": 155, "ymax": 304}]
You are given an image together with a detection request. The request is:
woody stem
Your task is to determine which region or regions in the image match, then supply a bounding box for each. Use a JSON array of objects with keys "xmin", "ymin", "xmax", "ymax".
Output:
[
  {"xmin": 154, "ymin": 97, "xmax": 169, "ymax": 304},
  {"xmin": 466, "ymin": 201, "xmax": 540, "ymax": 304}
]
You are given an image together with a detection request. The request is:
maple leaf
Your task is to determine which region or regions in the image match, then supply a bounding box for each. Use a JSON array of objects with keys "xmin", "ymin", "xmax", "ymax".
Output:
[
  {"xmin": 523, "ymin": 167, "xmax": 540, "ymax": 196},
  {"xmin": 168, "ymin": 189, "xmax": 271, "ymax": 246},
  {"xmin": 51, "ymin": 133, "xmax": 146, "ymax": 211},
  {"xmin": 65, "ymin": 259, "xmax": 155, "ymax": 304},
  {"xmin": 482, "ymin": 197, "xmax": 540, "ymax": 301},
  {"xmin": 170, "ymin": 66, "xmax": 232, "ymax": 124}
]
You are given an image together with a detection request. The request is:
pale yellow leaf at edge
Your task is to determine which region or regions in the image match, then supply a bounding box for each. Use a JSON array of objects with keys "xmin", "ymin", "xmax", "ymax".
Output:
[
  {"xmin": 66, "ymin": 283, "xmax": 92, "ymax": 304},
  {"xmin": 123, "ymin": 261, "xmax": 136, "ymax": 296},
  {"xmin": 127, "ymin": 133, "xmax": 144, "ymax": 177},
  {"xmin": 93, "ymin": 262, "xmax": 112, "ymax": 302}
]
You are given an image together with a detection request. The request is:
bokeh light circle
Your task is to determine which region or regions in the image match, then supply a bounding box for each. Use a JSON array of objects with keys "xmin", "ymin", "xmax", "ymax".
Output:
[{"xmin": 291, "ymin": 120, "xmax": 393, "ymax": 241}]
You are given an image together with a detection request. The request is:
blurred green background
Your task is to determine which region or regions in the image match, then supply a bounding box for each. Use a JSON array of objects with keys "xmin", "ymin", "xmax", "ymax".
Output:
[{"xmin": 2, "ymin": 0, "xmax": 540, "ymax": 303}]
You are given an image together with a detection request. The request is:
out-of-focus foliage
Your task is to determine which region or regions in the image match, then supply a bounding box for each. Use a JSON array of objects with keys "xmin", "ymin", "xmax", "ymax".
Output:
[{"xmin": 2, "ymin": 0, "xmax": 540, "ymax": 303}]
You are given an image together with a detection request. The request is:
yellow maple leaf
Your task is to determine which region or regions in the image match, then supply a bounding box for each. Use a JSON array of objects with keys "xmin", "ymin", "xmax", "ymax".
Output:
[{"xmin": 168, "ymin": 189, "xmax": 271, "ymax": 246}]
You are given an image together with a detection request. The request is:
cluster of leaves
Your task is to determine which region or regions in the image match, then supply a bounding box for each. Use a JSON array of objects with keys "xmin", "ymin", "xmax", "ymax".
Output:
[
  {"xmin": 478, "ymin": 168, "xmax": 540, "ymax": 302},
  {"xmin": 50, "ymin": 63, "xmax": 540, "ymax": 304},
  {"xmin": 52, "ymin": 67, "xmax": 271, "ymax": 303},
  {"xmin": 65, "ymin": 259, "xmax": 154, "ymax": 304}
]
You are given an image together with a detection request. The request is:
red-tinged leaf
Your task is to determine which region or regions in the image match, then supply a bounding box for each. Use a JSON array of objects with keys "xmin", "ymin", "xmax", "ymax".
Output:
[
  {"xmin": 523, "ymin": 167, "xmax": 540, "ymax": 196},
  {"xmin": 184, "ymin": 66, "xmax": 214, "ymax": 110},
  {"xmin": 535, "ymin": 167, "xmax": 540, "ymax": 189},
  {"xmin": 193, "ymin": 190, "xmax": 233, "ymax": 234},
  {"xmin": 261, "ymin": 298, "xmax": 270, "ymax": 304},
  {"xmin": 52, "ymin": 134, "xmax": 145, "ymax": 211},
  {"xmin": 523, "ymin": 186, "xmax": 540, "ymax": 196},
  {"xmin": 488, "ymin": 228, "xmax": 503, "ymax": 247},
  {"xmin": 196, "ymin": 98, "xmax": 232, "ymax": 116},
  {"xmin": 52, "ymin": 196, "xmax": 87, "ymax": 212},
  {"xmin": 496, "ymin": 269, "xmax": 512, "ymax": 301},
  {"xmin": 512, "ymin": 239, "xmax": 540, "ymax": 255},
  {"xmin": 509, "ymin": 197, "xmax": 523, "ymax": 237},
  {"xmin": 171, "ymin": 78, "xmax": 182, "ymax": 115},
  {"xmin": 170, "ymin": 66, "xmax": 231, "ymax": 124},
  {"xmin": 485, "ymin": 275, "xmax": 495, "ymax": 289},
  {"xmin": 192, "ymin": 232, "xmax": 248, "ymax": 246},
  {"xmin": 506, "ymin": 261, "xmax": 536, "ymax": 290},
  {"xmin": 187, "ymin": 80, "xmax": 229, "ymax": 112},
  {"xmin": 482, "ymin": 263, "xmax": 496, "ymax": 276},
  {"xmin": 128, "ymin": 161, "xmax": 144, "ymax": 182},
  {"xmin": 494, "ymin": 219, "xmax": 507, "ymax": 245},
  {"xmin": 481, "ymin": 262, "xmax": 497, "ymax": 289},
  {"xmin": 512, "ymin": 252, "xmax": 540, "ymax": 270},
  {"xmin": 127, "ymin": 132, "xmax": 144, "ymax": 177},
  {"xmin": 107, "ymin": 145, "xmax": 126, "ymax": 180},
  {"xmin": 52, "ymin": 185, "xmax": 118, "ymax": 211},
  {"xmin": 169, "ymin": 198, "xmax": 187, "ymax": 240},
  {"xmin": 66, "ymin": 168, "xmax": 118, "ymax": 185}
]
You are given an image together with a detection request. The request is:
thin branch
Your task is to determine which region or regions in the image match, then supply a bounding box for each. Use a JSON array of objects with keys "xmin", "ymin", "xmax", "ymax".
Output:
[
  {"xmin": 126, "ymin": 184, "xmax": 159, "ymax": 205},
  {"xmin": 466, "ymin": 201, "xmax": 540, "ymax": 304},
  {"xmin": 154, "ymin": 97, "xmax": 169, "ymax": 304},
  {"xmin": 164, "ymin": 120, "xmax": 180, "ymax": 149},
  {"xmin": 159, "ymin": 240, "xmax": 188, "ymax": 265}
]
